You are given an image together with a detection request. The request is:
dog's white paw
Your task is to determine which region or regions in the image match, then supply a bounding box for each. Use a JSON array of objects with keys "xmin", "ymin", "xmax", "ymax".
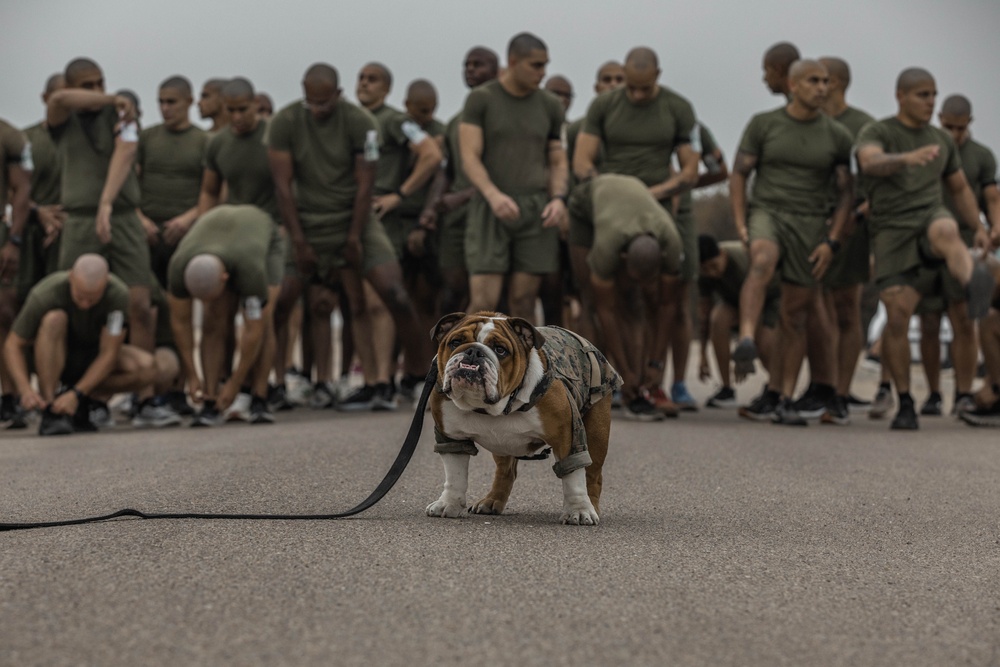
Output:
[
  {"xmin": 426, "ymin": 497, "xmax": 467, "ymax": 518},
  {"xmin": 560, "ymin": 503, "xmax": 600, "ymax": 526}
]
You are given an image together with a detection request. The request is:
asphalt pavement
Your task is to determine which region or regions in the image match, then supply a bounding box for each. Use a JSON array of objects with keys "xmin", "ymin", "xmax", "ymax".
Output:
[{"xmin": 2, "ymin": 367, "xmax": 999, "ymax": 667}]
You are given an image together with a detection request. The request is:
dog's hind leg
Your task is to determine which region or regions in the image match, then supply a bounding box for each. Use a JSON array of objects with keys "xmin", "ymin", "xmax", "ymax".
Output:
[
  {"xmin": 582, "ymin": 392, "xmax": 612, "ymax": 513},
  {"xmin": 471, "ymin": 454, "xmax": 519, "ymax": 515}
]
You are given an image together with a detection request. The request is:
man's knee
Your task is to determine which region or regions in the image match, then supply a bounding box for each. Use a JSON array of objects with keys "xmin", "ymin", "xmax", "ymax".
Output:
[{"xmin": 39, "ymin": 309, "xmax": 69, "ymax": 336}]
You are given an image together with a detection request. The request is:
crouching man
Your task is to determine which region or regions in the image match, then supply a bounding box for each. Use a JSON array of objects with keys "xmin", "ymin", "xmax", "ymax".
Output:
[{"xmin": 4, "ymin": 254, "xmax": 177, "ymax": 435}]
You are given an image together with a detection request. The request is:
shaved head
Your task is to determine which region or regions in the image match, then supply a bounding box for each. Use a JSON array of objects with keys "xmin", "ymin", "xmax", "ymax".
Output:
[
  {"xmin": 159, "ymin": 75, "xmax": 192, "ymax": 97},
  {"xmin": 941, "ymin": 94, "xmax": 972, "ymax": 117},
  {"xmin": 789, "ymin": 59, "xmax": 825, "ymax": 83},
  {"xmin": 64, "ymin": 57, "xmax": 101, "ymax": 86},
  {"xmin": 44, "ymin": 73, "xmax": 66, "ymax": 96},
  {"xmin": 819, "ymin": 57, "xmax": 850, "ymax": 89},
  {"xmin": 508, "ymin": 32, "xmax": 547, "ymax": 59},
  {"xmin": 763, "ymin": 42, "xmax": 800, "ymax": 69},
  {"xmin": 362, "ymin": 62, "xmax": 392, "ymax": 89},
  {"xmin": 406, "ymin": 78, "xmax": 437, "ymax": 104},
  {"xmin": 70, "ymin": 254, "xmax": 109, "ymax": 291},
  {"xmin": 467, "ymin": 46, "xmax": 498, "ymax": 69},
  {"xmin": 625, "ymin": 234, "xmax": 662, "ymax": 281},
  {"xmin": 624, "ymin": 47, "xmax": 659, "ymax": 72},
  {"xmin": 203, "ymin": 78, "xmax": 228, "ymax": 94},
  {"xmin": 222, "ymin": 77, "xmax": 255, "ymax": 100},
  {"xmin": 896, "ymin": 67, "xmax": 934, "ymax": 93},
  {"xmin": 184, "ymin": 255, "xmax": 228, "ymax": 300},
  {"xmin": 304, "ymin": 63, "xmax": 339, "ymax": 88}
]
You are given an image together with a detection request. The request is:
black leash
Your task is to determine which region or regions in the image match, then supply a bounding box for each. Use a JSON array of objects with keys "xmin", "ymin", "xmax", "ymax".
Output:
[{"xmin": 0, "ymin": 365, "xmax": 438, "ymax": 532}]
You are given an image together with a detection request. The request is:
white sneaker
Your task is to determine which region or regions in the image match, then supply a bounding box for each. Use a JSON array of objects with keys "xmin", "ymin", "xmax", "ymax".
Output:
[
  {"xmin": 285, "ymin": 372, "xmax": 313, "ymax": 406},
  {"xmin": 224, "ymin": 392, "xmax": 253, "ymax": 422},
  {"xmin": 132, "ymin": 401, "xmax": 182, "ymax": 428}
]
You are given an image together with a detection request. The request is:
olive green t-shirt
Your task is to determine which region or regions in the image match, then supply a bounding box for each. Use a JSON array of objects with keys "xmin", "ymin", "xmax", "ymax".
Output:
[
  {"xmin": 855, "ymin": 117, "xmax": 962, "ymax": 220},
  {"xmin": 13, "ymin": 270, "xmax": 129, "ymax": 345},
  {"xmin": 397, "ymin": 117, "xmax": 445, "ymax": 217},
  {"xmin": 739, "ymin": 107, "xmax": 853, "ymax": 215},
  {"xmin": 461, "ymin": 79, "xmax": 564, "ymax": 195},
  {"xmin": 50, "ymin": 105, "xmax": 141, "ymax": 212},
  {"xmin": 167, "ymin": 204, "xmax": 274, "ymax": 303},
  {"xmin": 833, "ymin": 106, "xmax": 876, "ymax": 139},
  {"xmin": 371, "ymin": 104, "xmax": 431, "ymax": 196},
  {"xmin": 582, "ymin": 87, "xmax": 697, "ymax": 186},
  {"xmin": 138, "ymin": 123, "xmax": 208, "ymax": 223},
  {"xmin": 268, "ymin": 99, "xmax": 379, "ymax": 216},
  {"xmin": 203, "ymin": 120, "xmax": 278, "ymax": 221},
  {"xmin": 944, "ymin": 137, "xmax": 998, "ymax": 217},
  {"xmin": 0, "ymin": 119, "xmax": 28, "ymax": 211},
  {"xmin": 572, "ymin": 174, "xmax": 678, "ymax": 280},
  {"xmin": 24, "ymin": 122, "xmax": 60, "ymax": 206}
]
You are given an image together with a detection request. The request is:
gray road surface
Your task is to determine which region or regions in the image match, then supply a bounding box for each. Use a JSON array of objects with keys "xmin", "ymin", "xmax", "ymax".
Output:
[{"xmin": 2, "ymin": 378, "xmax": 999, "ymax": 667}]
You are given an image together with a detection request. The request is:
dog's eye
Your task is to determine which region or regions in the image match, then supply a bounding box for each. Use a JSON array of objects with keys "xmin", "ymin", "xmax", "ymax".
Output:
[
  {"xmin": 493, "ymin": 344, "xmax": 508, "ymax": 357},
  {"xmin": 448, "ymin": 338, "xmax": 462, "ymax": 349}
]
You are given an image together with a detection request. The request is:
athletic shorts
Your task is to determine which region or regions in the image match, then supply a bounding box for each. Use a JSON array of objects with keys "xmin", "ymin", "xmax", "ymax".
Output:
[
  {"xmin": 823, "ymin": 217, "xmax": 871, "ymax": 290},
  {"xmin": 59, "ymin": 209, "xmax": 152, "ymax": 287},
  {"xmin": 465, "ymin": 192, "xmax": 559, "ymax": 275},
  {"xmin": 748, "ymin": 208, "xmax": 828, "ymax": 288},
  {"xmin": 289, "ymin": 211, "xmax": 398, "ymax": 283},
  {"xmin": 437, "ymin": 203, "xmax": 469, "ymax": 271}
]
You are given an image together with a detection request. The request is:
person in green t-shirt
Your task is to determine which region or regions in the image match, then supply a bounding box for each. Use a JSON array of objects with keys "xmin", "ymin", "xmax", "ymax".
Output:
[
  {"xmin": 730, "ymin": 60, "xmax": 854, "ymax": 426},
  {"xmin": 568, "ymin": 173, "xmax": 682, "ymax": 419},
  {"xmin": 4, "ymin": 254, "xmax": 175, "ymax": 435},
  {"xmin": 574, "ymin": 46, "xmax": 702, "ymax": 413},
  {"xmin": 197, "ymin": 79, "xmax": 229, "ymax": 135},
  {"xmin": 565, "ymin": 60, "xmax": 624, "ymax": 178},
  {"xmin": 762, "ymin": 42, "xmax": 801, "ymax": 98},
  {"xmin": 914, "ymin": 94, "xmax": 1000, "ymax": 417},
  {"xmin": 422, "ymin": 46, "xmax": 499, "ymax": 316},
  {"xmin": 855, "ymin": 67, "xmax": 994, "ymax": 431},
  {"xmin": 269, "ymin": 63, "xmax": 431, "ymax": 412},
  {"xmin": 460, "ymin": 32, "xmax": 568, "ymax": 321},
  {"xmin": 813, "ymin": 56, "xmax": 878, "ymax": 425},
  {"xmin": 167, "ymin": 205, "xmax": 283, "ymax": 427},
  {"xmin": 46, "ymin": 57, "xmax": 156, "ymax": 361},
  {"xmin": 137, "ymin": 76, "xmax": 208, "ymax": 288}
]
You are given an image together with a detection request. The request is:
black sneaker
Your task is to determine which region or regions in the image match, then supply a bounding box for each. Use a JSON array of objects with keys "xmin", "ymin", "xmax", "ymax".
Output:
[
  {"xmin": 821, "ymin": 395, "xmax": 850, "ymax": 425},
  {"xmin": 0, "ymin": 394, "xmax": 16, "ymax": 422},
  {"xmin": 39, "ymin": 408, "xmax": 74, "ymax": 436},
  {"xmin": 398, "ymin": 373, "xmax": 426, "ymax": 402},
  {"xmin": 71, "ymin": 397, "xmax": 97, "ymax": 433},
  {"xmin": 267, "ymin": 384, "xmax": 294, "ymax": 412},
  {"xmin": 773, "ymin": 397, "xmax": 808, "ymax": 426},
  {"xmin": 337, "ymin": 385, "xmax": 376, "ymax": 412},
  {"xmin": 191, "ymin": 402, "xmax": 223, "ymax": 427},
  {"xmin": 958, "ymin": 399, "xmax": 1000, "ymax": 427},
  {"xmin": 622, "ymin": 395, "xmax": 665, "ymax": 422},
  {"xmin": 846, "ymin": 394, "xmax": 872, "ymax": 413},
  {"xmin": 6, "ymin": 404, "xmax": 28, "ymax": 430},
  {"xmin": 705, "ymin": 386, "xmax": 737, "ymax": 408},
  {"xmin": 372, "ymin": 382, "xmax": 398, "ymax": 411},
  {"xmin": 739, "ymin": 388, "xmax": 781, "ymax": 421},
  {"xmin": 920, "ymin": 391, "xmax": 943, "ymax": 417},
  {"xmin": 792, "ymin": 384, "xmax": 829, "ymax": 420},
  {"xmin": 250, "ymin": 395, "xmax": 275, "ymax": 424},
  {"xmin": 890, "ymin": 396, "xmax": 919, "ymax": 430},
  {"xmin": 167, "ymin": 390, "xmax": 195, "ymax": 416}
]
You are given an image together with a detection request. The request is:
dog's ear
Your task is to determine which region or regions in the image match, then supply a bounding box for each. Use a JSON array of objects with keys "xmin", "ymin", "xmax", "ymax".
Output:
[
  {"xmin": 431, "ymin": 312, "xmax": 467, "ymax": 343},
  {"xmin": 508, "ymin": 317, "xmax": 545, "ymax": 350}
]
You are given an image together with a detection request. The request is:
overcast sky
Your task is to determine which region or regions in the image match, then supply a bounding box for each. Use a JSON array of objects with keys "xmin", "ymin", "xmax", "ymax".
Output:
[{"xmin": 4, "ymin": 0, "xmax": 1000, "ymax": 163}]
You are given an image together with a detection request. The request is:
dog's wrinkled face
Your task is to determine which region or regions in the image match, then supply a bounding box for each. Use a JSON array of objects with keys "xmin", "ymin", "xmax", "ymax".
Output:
[{"xmin": 431, "ymin": 312, "xmax": 544, "ymax": 412}]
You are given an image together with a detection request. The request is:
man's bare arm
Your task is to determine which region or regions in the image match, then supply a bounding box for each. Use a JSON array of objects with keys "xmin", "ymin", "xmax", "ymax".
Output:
[
  {"xmin": 195, "ymin": 168, "xmax": 222, "ymax": 217},
  {"xmin": 47, "ymin": 89, "xmax": 134, "ymax": 128},
  {"xmin": 167, "ymin": 295, "xmax": 200, "ymax": 394},
  {"xmin": 945, "ymin": 169, "xmax": 990, "ymax": 250},
  {"xmin": 857, "ymin": 142, "xmax": 941, "ymax": 178},
  {"xmin": 696, "ymin": 148, "xmax": 729, "ymax": 188},
  {"xmin": 650, "ymin": 144, "xmax": 700, "ymax": 201},
  {"xmin": 729, "ymin": 150, "xmax": 758, "ymax": 243},
  {"xmin": 458, "ymin": 122, "xmax": 498, "ymax": 200},
  {"xmin": 572, "ymin": 132, "xmax": 602, "ymax": 182}
]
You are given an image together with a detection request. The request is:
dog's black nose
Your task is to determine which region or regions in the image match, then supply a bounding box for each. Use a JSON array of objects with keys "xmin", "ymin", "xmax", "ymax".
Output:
[{"xmin": 464, "ymin": 347, "xmax": 486, "ymax": 361}]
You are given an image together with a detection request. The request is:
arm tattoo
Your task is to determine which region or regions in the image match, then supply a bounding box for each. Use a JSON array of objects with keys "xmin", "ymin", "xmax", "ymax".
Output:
[{"xmin": 732, "ymin": 151, "xmax": 757, "ymax": 176}]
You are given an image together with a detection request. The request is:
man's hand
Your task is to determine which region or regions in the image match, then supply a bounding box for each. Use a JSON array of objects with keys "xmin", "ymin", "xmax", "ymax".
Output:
[
  {"xmin": 187, "ymin": 376, "xmax": 203, "ymax": 406},
  {"xmin": 372, "ymin": 193, "xmax": 401, "ymax": 220},
  {"xmin": 216, "ymin": 380, "xmax": 239, "ymax": 412},
  {"xmin": 139, "ymin": 211, "xmax": 159, "ymax": 246},
  {"xmin": 96, "ymin": 202, "xmax": 113, "ymax": 244},
  {"xmin": 487, "ymin": 191, "xmax": 520, "ymax": 222},
  {"xmin": 905, "ymin": 144, "xmax": 941, "ymax": 167},
  {"xmin": 698, "ymin": 353, "xmax": 711, "ymax": 383},
  {"xmin": 418, "ymin": 207, "xmax": 438, "ymax": 231},
  {"xmin": 437, "ymin": 191, "xmax": 467, "ymax": 214},
  {"xmin": 0, "ymin": 243, "xmax": 20, "ymax": 281},
  {"xmin": 292, "ymin": 237, "xmax": 318, "ymax": 276},
  {"xmin": 809, "ymin": 242, "xmax": 834, "ymax": 280},
  {"xmin": 735, "ymin": 224, "xmax": 750, "ymax": 245},
  {"xmin": 541, "ymin": 198, "xmax": 567, "ymax": 231},
  {"xmin": 19, "ymin": 389, "xmax": 46, "ymax": 412},
  {"xmin": 162, "ymin": 215, "xmax": 194, "ymax": 246},
  {"xmin": 50, "ymin": 390, "xmax": 78, "ymax": 416},
  {"xmin": 37, "ymin": 205, "xmax": 66, "ymax": 247},
  {"xmin": 113, "ymin": 94, "xmax": 136, "ymax": 123},
  {"xmin": 973, "ymin": 228, "xmax": 991, "ymax": 254}
]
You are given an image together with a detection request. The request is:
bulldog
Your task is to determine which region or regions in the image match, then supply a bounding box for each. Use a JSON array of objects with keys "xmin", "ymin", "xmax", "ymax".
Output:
[{"xmin": 426, "ymin": 311, "xmax": 622, "ymax": 525}]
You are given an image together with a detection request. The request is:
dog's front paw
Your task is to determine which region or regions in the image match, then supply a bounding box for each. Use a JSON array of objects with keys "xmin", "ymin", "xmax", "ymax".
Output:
[
  {"xmin": 470, "ymin": 496, "xmax": 507, "ymax": 515},
  {"xmin": 426, "ymin": 496, "xmax": 467, "ymax": 518},
  {"xmin": 560, "ymin": 501, "xmax": 600, "ymax": 526}
]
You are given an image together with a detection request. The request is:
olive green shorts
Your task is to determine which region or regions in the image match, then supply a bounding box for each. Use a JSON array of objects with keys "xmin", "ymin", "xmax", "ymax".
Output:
[
  {"xmin": 671, "ymin": 205, "xmax": 699, "ymax": 283},
  {"xmin": 823, "ymin": 219, "xmax": 871, "ymax": 290},
  {"xmin": 871, "ymin": 206, "xmax": 956, "ymax": 286},
  {"xmin": 465, "ymin": 192, "xmax": 559, "ymax": 275},
  {"xmin": 748, "ymin": 208, "xmax": 828, "ymax": 288},
  {"xmin": 0, "ymin": 218, "xmax": 60, "ymax": 301},
  {"xmin": 290, "ymin": 211, "xmax": 398, "ymax": 283},
  {"xmin": 59, "ymin": 210, "xmax": 152, "ymax": 287},
  {"xmin": 437, "ymin": 203, "xmax": 468, "ymax": 271}
]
